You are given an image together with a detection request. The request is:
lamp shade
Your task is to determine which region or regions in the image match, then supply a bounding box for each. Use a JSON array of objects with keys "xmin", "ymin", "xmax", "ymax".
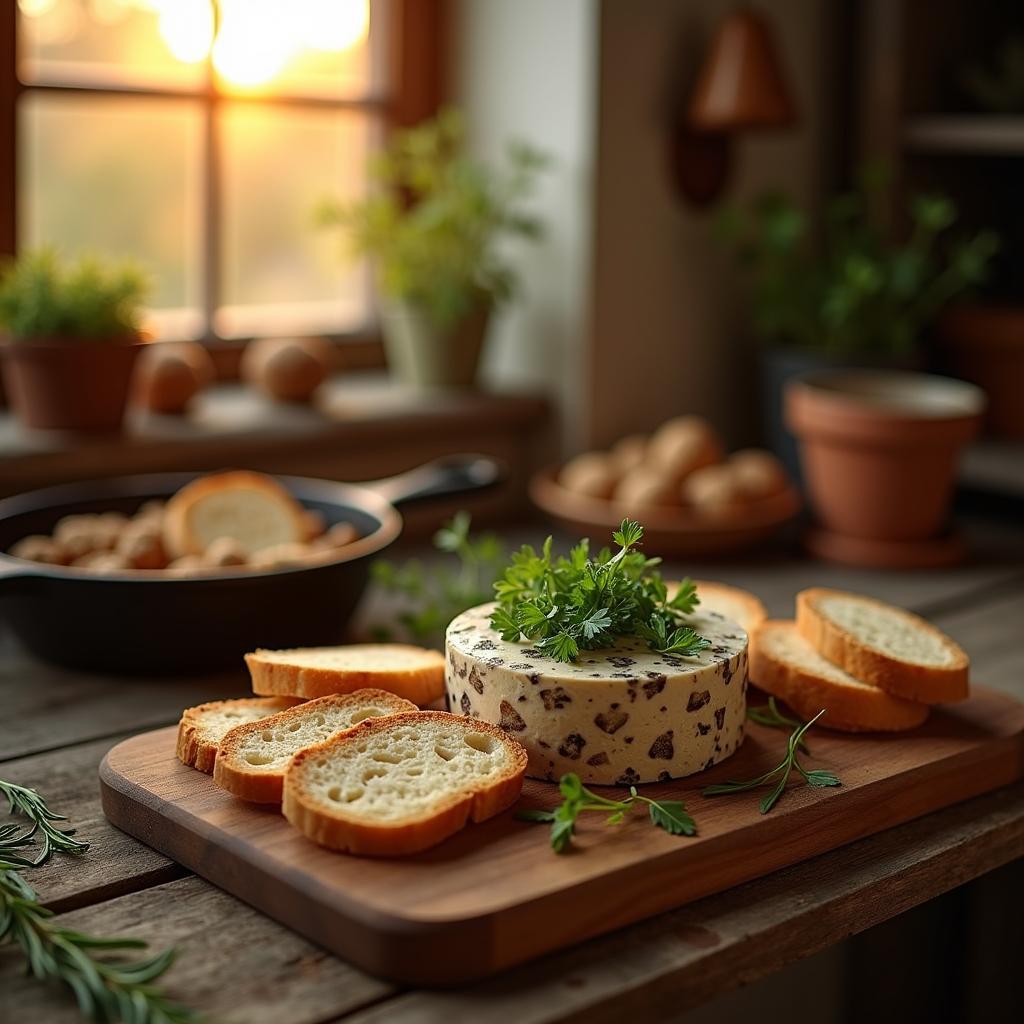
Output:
[{"xmin": 688, "ymin": 8, "xmax": 796, "ymax": 131}]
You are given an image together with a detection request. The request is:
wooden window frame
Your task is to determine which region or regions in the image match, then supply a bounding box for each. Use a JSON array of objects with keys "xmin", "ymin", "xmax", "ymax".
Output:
[{"xmin": 0, "ymin": 0, "xmax": 447, "ymax": 370}]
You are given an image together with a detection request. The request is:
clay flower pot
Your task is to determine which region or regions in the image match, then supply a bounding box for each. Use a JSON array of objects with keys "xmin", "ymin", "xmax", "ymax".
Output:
[
  {"xmin": 380, "ymin": 300, "xmax": 491, "ymax": 390},
  {"xmin": 939, "ymin": 304, "xmax": 1024, "ymax": 438},
  {"xmin": 786, "ymin": 370, "xmax": 985, "ymax": 545},
  {"xmin": 0, "ymin": 336, "xmax": 146, "ymax": 433}
]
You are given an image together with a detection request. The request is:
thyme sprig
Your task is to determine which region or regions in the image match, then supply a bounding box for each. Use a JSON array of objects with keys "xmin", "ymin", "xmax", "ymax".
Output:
[
  {"xmin": 491, "ymin": 519, "xmax": 710, "ymax": 662},
  {"xmin": 517, "ymin": 773, "xmax": 697, "ymax": 853},
  {"xmin": 0, "ymin": 778, "xmax": 203, "ymax": 1024},
  {"xmin": 702, "ymin": 710, "xmax": 841, "ymax": 813}
]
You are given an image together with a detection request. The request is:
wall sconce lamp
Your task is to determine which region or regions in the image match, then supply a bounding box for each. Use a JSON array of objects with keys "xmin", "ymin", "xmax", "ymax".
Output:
[{"xmin": 671, "ymin": 7, "xmax": 797, "ymax": 206}]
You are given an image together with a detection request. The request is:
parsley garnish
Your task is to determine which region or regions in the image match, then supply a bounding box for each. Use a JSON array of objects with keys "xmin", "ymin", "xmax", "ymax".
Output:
[
  {"xmin": 747, "ymin": 696, "xmax": 810, "ymax": 752},
  {"xmin": 490, "ymin": 519, "xmax": 710, "ymax": 663},
  {"xmin": 702, "ymin": 709, "xmax": 841, "ymax": 813},
  {"xmin": 517, "ymin": 773, "xmax": 697, "ymax": 852}
]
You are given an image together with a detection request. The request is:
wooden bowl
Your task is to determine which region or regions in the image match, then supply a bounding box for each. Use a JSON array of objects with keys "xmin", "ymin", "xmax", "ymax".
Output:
[{"xmin": 530, "ymin": 465, "xmax": 801, "ymax": 557}]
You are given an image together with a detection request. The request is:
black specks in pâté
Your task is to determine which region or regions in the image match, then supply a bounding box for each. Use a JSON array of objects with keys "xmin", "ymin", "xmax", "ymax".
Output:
[
  {"xmin": 617, "ymin": 768, "xmax": 641, "ymax": 786},
  {"xmin": 642, "ymin": 675, "xmax": 667, "ymax": 699},
  {"xmin": 586, "ymin": 752, "xmax": 609, "ymax": 767},
  {"xmin": 687, "ymin": 690, "xmax": 712, "ymax": 712},
  {"xmin": 558, "ymin": 733, "xmax": 586, "ymax": 760},
  {"xmin": 714, "ymin": 706, "xmax": 726, "ymax": 729},
  {"xmin": 460, "ymin": 692, "xmax": 473, "ymax": 717},
  {"xmin": 648, "ymin": 731, "xmax": 674, "ymax": 759},
  {"xmin": 468, "ymin": 666, "xmax": 485, "ymax": 694},
  {"xmin": 499, "ymin": 700, "xmax": 526, "ymax": 732},
  {"xmin": 594, "ymin": 710, "xmax": 629, "ymax": 734},
  {"xmin": 540, "ymin": 687, "xmax": 572, "ymax": 711},
  {"xmin": 696, "ymin": 722, "xmax": 711, "ymax": 736}
]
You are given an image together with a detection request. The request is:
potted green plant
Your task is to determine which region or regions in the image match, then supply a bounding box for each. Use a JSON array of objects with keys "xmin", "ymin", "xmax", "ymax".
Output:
[
  {"xmin": 320, "ymin": 109, "xmax": 547, "ymax": 390},
  {"xmin": 0, "ymin": 249, "xmax": 148, "ymax": 433},
  {"xmin": 718, "ymin": 170, "xmax": 998, "ymax": 472}
]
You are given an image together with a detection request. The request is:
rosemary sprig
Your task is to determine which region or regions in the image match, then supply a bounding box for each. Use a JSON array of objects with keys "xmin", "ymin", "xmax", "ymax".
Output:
[
  {"xmin": 0, "ymin": 778, "xmax": 204, "ymax": 1024},
  {"xmin": 747, "ymin": 697, "xmax": 810, "ymax": 752},
  {"xmin": 702, "ymin": 709, "xmax": 841, "ymax": 813},
  {"xmin": 517, "ymin": 772, "xmax": 697, "ymax": 852},
  {"xmin": 0, "ymin": 779, "xmax": 89, "ymax": 865}
]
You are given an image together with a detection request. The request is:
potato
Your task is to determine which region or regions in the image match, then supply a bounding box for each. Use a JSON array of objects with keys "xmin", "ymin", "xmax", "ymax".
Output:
[
  {"xmin": 250, "ymin": 542, "xmax": 312, "ymax": 569},
  {"xmin": 72, "ymin": 551, "xmax": 130, "ymax": 572},
  {"xmin": 609, "ymin": 434, "xmax": 648, "ymax": 474},
  {"xmin": 647, "ymin": 416, "xmax": 723, "ymax": 483},
  {"xmin": 559, "ymin": 452, "xmax": 618, "ymax": 499},
  {"xmin": 166, "ymin": 554, "xmax": 207, "ymax": 575},
  {"xmin": 681, "ymin": 464, "xmax": 746, "ymax": 518},
  {"xmin": 9, "ymin": 535, "xmax": 68, "ymax": 565},
  {"xmin": 613, "ymin": 466, "xmax": 679, "ymax": 509},
  {"xmin": 135, "ymin": 341, "xmax": 215, "ymax": 414},
  {"xmin": 203, "ymin": 537, "xmax": 248, "ymax": 567},
  {"xmin": 116, "ymin": 521, "xmax": 167, "ymax": 570},
  {"xmin": 729, "ymin": 449, "xmax": 789, "ymax": 499},
  {"xmin": 54, "ymin": 515, "xmax": 106, "ymax": 559}
]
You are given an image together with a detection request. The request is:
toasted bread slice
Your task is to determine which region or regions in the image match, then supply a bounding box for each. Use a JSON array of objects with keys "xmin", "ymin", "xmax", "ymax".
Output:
[
  {"xmin": 246, "ymin": 644, "xmax": 446, "ymax": 706},
  {"xmin": 693, "ymin": 580, "xmax": 768, "ymax": 635},
  {"xmin": 214, "ymin": 690, "xmax": 416, "ymax": 803},
  {"xmin": 750, "ymin": 621, "xmax": 929, "ymax": 732},
  {"xmin": 163, "ymin": 470, "xmax": 307, "ymax": 559},
  {"xmin": 796, "ymin": 588, "xmax": 969, "ymax": 703},
  {"xmin": 176, "ymin": 696, "xmax": 301, "ymax": 773},
  {"xmin": 283, "ymin": 711, "xmax": 527, "ymax": 856}
]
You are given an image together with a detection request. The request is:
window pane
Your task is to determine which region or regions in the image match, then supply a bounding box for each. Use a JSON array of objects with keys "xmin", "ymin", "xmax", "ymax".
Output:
[
  {"xmin": 20, "ymin": 93, "xmax": 205, "ymax": 338},
  {"xmin": 217, "ymin": 104, "xmax": 371, "ymax": 339},
  {"xmin": 18, "ymin": 0, "xmax": 212, "ymax": 91},
  {"xmin": 213, "ymin": 0, "xmax": 378, "ymax": 100}
]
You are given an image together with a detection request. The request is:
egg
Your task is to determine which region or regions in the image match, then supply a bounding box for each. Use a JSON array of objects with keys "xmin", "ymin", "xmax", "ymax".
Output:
[
  {"xmin": 135, "ymin": 341, "xmax": 215, "ymax": 414},
  {"xmin": 729, "ymin": 449, "xmax": 789, "ymax": 499},
  {"xmin": 613, "ymin": 466, "xmax": 679, "ymax": 509},
  {"xmin": 559, "ymin": 452, "xmax": 619, "ymax": 499},
  {"xmin": 242, "ymin": 337, "xmax": 332, "ymax": 403},
  {"xmin": 647, "ymin": 416, "xmax": 724, "ymax": 483}
]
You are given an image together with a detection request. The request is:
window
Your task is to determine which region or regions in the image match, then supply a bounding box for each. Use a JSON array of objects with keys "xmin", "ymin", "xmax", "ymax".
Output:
[{"xmin": 0, "ymin": 0, "xmax": 444, "ymax": 347}]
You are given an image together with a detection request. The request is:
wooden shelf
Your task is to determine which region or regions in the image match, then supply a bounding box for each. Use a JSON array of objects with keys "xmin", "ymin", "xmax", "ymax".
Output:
[{"xmin": 904, "ymin": 115, "xmax": 1024, "ymax": 155}]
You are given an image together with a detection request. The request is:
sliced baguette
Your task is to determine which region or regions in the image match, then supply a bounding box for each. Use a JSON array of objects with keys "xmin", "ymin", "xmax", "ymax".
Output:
[
  {"xmin": 246, "ymin": 644, "xmax": 446, "ymax": 706},
  {"xmin": 214, "ymin": 690, "xmax": 416, "ymax": 803},
  {"xmin": 176, "ymin": 696, "xmax": 301, "ymax": 773},
  {"xmin": 750, "ymin": 621, "xmax": 929, "ymax": 732},
  {"xmin": 796, "ymin": 588, "xmax": 969, "ymax": 703},
  {"xmin": 283, "ymin": 711, "xmax": 527, "ymax": 856},
  {"xmin": 693, "ymin": 579, "xmax": 768, "ymax": 635},
  {"xmin": 163, "ymin": 470, "xmax": 307, "ymax": 559}
]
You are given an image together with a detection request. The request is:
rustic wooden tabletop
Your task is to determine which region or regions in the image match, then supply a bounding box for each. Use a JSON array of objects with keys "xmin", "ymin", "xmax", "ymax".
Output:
[{"xmin": 2, "ymin": 518, "xmax": 1023, "ymax": 1024}]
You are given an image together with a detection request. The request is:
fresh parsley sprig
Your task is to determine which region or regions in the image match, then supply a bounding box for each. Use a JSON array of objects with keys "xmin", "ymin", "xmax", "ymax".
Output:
[
  {"xmin": 0, "ymin": 778, "xmax": 204, "ymax": 1024},
  {"xmin": 702, "ymin": 709, "xmax": 841, "ymax": 813},
  {"xmin": 747, "ymin": 697, "xmax": 810, "ymax": 752},
  {"xmin": 490, "ymin": 519, "xmax": 710, "ymax": 663},
  {"xmin": 517, "ymin": 773, "xmax": 697, "ymax": 852}
]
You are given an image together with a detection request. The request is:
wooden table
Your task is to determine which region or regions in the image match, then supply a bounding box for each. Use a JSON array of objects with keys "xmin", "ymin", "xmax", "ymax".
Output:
[{"xmin": 2, "ymin": 518, "xmax": 1024, "ymax": 1023}]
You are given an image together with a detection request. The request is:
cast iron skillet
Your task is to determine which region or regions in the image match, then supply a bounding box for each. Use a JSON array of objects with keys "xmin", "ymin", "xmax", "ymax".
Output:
[{"xmin": 0, "ymin": 455, "xmax": 501, "ymax": 674}]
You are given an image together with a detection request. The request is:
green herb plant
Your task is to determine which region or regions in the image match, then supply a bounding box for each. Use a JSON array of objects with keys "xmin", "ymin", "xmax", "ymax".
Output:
[
  {"xmin": 319, "ymin": 107, "xmax": 548, "ymax": 329},
  {"xmin": 490, "ymin": 519, "xmax": 709, "ymax": 663},
  {"xmin": 0, "ymin": 248, "xmax": 148, "ymax": 342},
  {"xmin": 517, "ymin": 773, "xmax": 696, "ymax": 853},
  {"xmin": 371, "ymin": 511, "xmax": 506, "ymax": 649},
  {"xmin": 0, "ymin": 779, "xmax": 202, "ymax": 1024},
  {"xmin": 717, "ymin": 165, "xmax": 998, "ymax": 357},
  {"xmin": 746, "ymin": 696, "xmax": 809, "ymax": 752},
  {"xmin": 702, "ymin": 710, "xmax": 841, "ymax": 813}
]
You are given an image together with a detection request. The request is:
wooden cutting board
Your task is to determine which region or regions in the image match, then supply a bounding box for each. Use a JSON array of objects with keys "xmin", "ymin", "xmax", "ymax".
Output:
[{"xmin": 100, "ymin": 686, "xmax": 1024, "ymax": 985}]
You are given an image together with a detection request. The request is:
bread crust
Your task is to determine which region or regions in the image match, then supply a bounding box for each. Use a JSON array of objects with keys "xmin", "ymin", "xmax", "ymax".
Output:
[
  {"xmin": 246, "ymin": 645, "xmax": 446, "ymax": 706},
  {"xmin": 693, "ymin": 579, "xmax": 768, "ymax": 635},
  {"xmin": 213, "ymin": 690, "xmax": 417, "ymax": 803},
  {"xmin": 750, "ymin": 621, "xmax": 929, "ymax": 732},
  {"xmin": 175, "ymin": 696, "xmax": 300, "ymax": 773},
  {"xmin": 282, "ymin": 711, "xmax": 528, "ymax": 857},
  {"xmin": 796, "ymin": 588, "xmax": 969, "ymax": 703},
  {"xmin": 163, "ymin": 470, "xmax": 307, "ymax": 559}
]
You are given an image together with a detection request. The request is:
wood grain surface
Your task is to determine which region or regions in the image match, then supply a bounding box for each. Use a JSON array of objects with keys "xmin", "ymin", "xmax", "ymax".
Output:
[{"xmin": 99, "ymin": 686, "xmax": 1024, "ymax": 985}]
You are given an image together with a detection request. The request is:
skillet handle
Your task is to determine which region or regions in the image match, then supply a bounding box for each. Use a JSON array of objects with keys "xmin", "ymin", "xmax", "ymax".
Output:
[
  {"xmin": 0, "ymin": 557, "xmax": 37, "ymax": 587},
  {"xmin": 365, "ymin": 455, "xmax": 505, "ymax": 508}
]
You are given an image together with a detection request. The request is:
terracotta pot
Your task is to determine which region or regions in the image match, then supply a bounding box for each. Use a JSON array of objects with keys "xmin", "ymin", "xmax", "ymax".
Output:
[
  {"xmin": 380, "ymin": 300, "xmax": 491, "ymax": 390},
  {"xmin": 786, "ymin": 370, "xmax": 985, "ymax": 543},
  {"xmin": 939, "ymin": 304, "xmax": 1024, "ymax": 438},
  {"xmin": 0, "ymin": 336, "xmax": 145, "ymax": 433}
]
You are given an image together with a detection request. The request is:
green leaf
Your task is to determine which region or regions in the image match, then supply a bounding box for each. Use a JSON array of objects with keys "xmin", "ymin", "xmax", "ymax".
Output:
[
  {"xmin": 646, "ymin": 800, "xmax": 697, "ymax": 836},
  {"xmin": 515, "ymin": 808, "xmax": 557, "ymax": 823},
  {"xmin": 559, "ymin": 774, "xmax": 584, "ymax": 802}
]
